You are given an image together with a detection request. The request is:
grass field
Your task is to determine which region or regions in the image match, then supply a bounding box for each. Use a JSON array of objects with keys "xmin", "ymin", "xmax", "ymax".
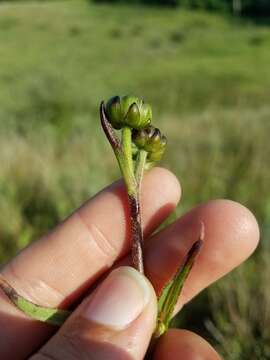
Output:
[{"xmin": 0, "ymin": 1, "xmax": 269, "ymax": 358}]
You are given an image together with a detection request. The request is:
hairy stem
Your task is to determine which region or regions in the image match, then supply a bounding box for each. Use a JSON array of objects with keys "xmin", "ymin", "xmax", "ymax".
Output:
[
  {"xmin": 127, "ymin": 149, "xmax": 148, "ymax": 274},
  {"xmin": 128, "ymin": 194, "xmax": 144, "ymax": 274},
  {"xmin": 120, "ymin": 128, "xmax": 144, "ymax": 273},
  {"xmin": 100, "ymin": 103, "xmax": 144, "ymax": 273},
  {"xmin": 122, "ymin": 126, "xmax": 134, "ymax": 180},
  {"xmin": 135, "ymin": 149, "xmax": 148, "ymax": 190}
]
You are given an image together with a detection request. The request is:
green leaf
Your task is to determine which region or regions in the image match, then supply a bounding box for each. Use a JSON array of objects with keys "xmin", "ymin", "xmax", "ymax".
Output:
[
  {"xmin": 155, "ymin": 223, "xmax": 204, "ymax": 338},
  {"xmin": 0, "ymin": 276, "xmax": 70, "ymax": 326}
]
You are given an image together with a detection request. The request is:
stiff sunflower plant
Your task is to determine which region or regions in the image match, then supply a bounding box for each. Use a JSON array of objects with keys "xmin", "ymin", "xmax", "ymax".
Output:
[{"xmin": 0, "ymin": 95, "xmax": 203, "ymax": 349}]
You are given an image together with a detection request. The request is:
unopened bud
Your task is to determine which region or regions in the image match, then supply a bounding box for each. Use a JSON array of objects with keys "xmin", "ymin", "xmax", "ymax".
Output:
[
  {"xmin": 132, "ymin": 125, "xmax": 167, "ymax": 163},
  {"xmin": 105, "ymin": 95, "xmax": 152, "ymax": 130}
]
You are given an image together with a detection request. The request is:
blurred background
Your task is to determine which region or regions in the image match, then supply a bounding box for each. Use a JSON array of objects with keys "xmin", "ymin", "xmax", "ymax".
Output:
[{"xmin": 0, "ymin": 0, "xmax": 269, "ymax": 358}]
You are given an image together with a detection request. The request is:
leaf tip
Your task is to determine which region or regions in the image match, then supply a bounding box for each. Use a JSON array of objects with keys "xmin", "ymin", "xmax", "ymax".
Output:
[{"xmin": 187, "ymin": 238, "xmax": 203, "ymax": 261}]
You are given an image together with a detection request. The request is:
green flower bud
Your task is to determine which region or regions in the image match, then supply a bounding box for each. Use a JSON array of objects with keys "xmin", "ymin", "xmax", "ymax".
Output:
[
  {"xmin": 105, "ymin": 95, "xmax": 152, "ymax": 130},
  {"xmin": 132, "ymin": 125, "xmax": 167, "ymax": 163}
]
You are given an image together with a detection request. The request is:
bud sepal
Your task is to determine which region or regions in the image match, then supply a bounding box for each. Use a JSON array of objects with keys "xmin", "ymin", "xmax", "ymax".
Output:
[
  {"xmin": 105, "ymin": 95, "xmax": 152, "ymax": 130},
  {"xmin": 132, "ymin": 125, "xmax": 167, "ymax": 165}
]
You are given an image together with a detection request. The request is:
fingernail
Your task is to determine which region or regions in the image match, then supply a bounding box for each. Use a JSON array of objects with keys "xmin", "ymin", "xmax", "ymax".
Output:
[{"xmin": 84, "ymin": 266, "xmax": 151, "ymax": 330}]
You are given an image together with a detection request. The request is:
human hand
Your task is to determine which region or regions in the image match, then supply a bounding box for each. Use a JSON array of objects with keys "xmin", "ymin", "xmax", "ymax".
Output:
[{"xmin": 0, "ymin": 168, "xmax": 259, "ymax": 359}]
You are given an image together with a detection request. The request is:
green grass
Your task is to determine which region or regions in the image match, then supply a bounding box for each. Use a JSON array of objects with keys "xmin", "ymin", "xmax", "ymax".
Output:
[{"xmin": 0, "ymin": 1, "xmax": 269, "ymax": 358}]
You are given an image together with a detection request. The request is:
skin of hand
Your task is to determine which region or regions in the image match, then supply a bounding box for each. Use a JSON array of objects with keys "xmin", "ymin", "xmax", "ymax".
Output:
[{"xmin": 0, "ymin": 167, "xmax": 260, "ymax": 360}]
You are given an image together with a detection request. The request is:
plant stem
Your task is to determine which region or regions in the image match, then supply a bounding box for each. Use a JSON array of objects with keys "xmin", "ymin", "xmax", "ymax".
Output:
[
  {"xmin": 100, "ymin": 103, "xmax": 136, "ymax": 194},
  {"xmin": 100, "ymin": 103, "xmax": 144, "ymax": 274},
  {"xmin": 128, "ymin": 193, "xmax": 144, "ymax": 274},
  {"xmin": 121, "ymin": 130, "xmax": 146, "ymax": 274},
  {"xmin": 119, "ymin": 126, "xmax": 137, "ymax": 196},
  {"xmin": 135, "ymin": 149, "xmax": 148, "ymax": 191},
  {"xmin": 122, "ymin": 126, "xmax": 134, "ymax": 182},
  {"xmin": 127, "ymin": 149, "xmax": 148, "ymax": 274}
]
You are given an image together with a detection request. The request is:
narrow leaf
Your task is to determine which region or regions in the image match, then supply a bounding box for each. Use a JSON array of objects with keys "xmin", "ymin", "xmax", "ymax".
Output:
[
  {"xmin": 0, "ymin": 276, "xmax": 70, "ymax": 326},
  {"xmin": 155, "ymin": 223, "xmax": 204, "ymax": 337}
]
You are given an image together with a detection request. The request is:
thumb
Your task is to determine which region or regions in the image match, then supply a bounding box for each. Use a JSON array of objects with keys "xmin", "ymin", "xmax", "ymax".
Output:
[{"xmin": 31, "ymin": 267, "xmax": 157, "ymax": 360}]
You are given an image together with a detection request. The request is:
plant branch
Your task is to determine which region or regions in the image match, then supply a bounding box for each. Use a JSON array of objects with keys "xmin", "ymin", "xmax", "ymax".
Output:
[
  {"xmin": 122, "ymin": 126, "xmax": 134, "ymax": 180},
  {"xmin": 128, "ymin": 194, "xmax": 144, "ymax": 274},
  {"xmin": 135, "ymin": 149, "xmax": 148, "ymax": 191},
  {"xmin": 121, "ymin": 136, "xmax": 145, "ymax": 274},
  {"xmin": 100, "ymin": 102, "xmax": 144, "ymax": 274}
]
